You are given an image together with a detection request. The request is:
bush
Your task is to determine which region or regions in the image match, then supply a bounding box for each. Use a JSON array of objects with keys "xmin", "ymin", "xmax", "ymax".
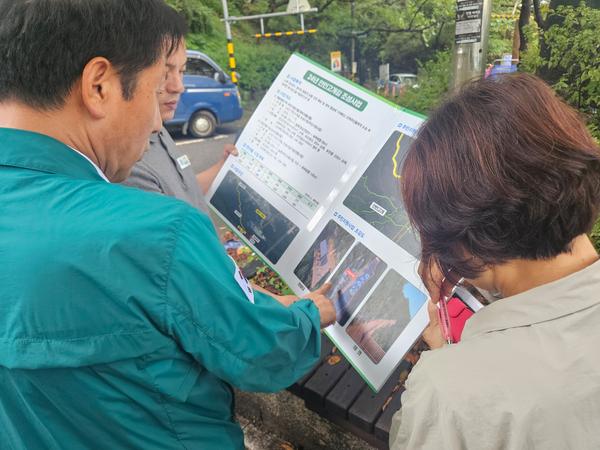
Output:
[
  {"xmin": 520, "ymin": 5, "xmax": 600, "ymax": 142},
  {"xmin": 229, "ymin": 40, "xmax": 291, "ymax": 93},
  {"xmin": 395, "ymin": 50, "xmax": 451, "ymax": 115},
  {"xmin": 545, "ymin": 6, "xmax": 600, "ymax": 142}
]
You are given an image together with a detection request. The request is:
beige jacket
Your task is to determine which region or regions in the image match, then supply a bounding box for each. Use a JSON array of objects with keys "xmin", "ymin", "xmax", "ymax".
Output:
[{"xmin": 390, "ymin": 259, "xmax": 600, "ymax": 450}]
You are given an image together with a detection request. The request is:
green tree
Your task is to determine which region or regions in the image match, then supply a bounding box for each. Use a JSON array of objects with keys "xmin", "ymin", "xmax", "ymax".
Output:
[
  {"xmin": 520, "ymin": 5, "xmax": 600, "ymax": 140},
  {"xmin": 525, "ymin": 2, "xmax": 600, "ymax": 251},
  {"xmin": 166, "ymin": 0, "xmax": 457, "ymax": 90},
  {"xmin": 543, "ymin": 6, "xmax": 600, "ymax": 138},
  {"xmin": 165, "ymin": 0, "xmax": 296, "ymax": 94}
]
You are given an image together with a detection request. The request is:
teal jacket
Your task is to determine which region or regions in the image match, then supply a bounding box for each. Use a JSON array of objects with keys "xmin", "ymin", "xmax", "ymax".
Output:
[{"xmin": 0, "ymin": 128, "xmax": 321, "ymax": 449}]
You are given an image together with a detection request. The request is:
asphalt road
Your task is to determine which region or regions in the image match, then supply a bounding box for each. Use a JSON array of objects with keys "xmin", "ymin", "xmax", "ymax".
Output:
[{"xmin": 171, "ymin": 122, "xmax": 241, "ymax": 175}]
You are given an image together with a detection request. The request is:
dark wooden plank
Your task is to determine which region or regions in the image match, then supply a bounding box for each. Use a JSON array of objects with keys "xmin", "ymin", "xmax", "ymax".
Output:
[
  {"xmin": 303, "ymin": 348, "xmax": 350, "ymax": 409},
  {"xmin": 374, "ymin": 363, "xmax": 413, "ymax": 441},
  {"xmin": 288, "ymin": 335, "xmax": 333, "ymax": 396},
  {"xmin": 374, "ymin": 387, "xmax": 404, "ymax": 443},
  {"xmin": 324, "ymin": 366, "xmax": 367, "ymax": 419},
  {"xmin": 348, "ymin": 361, "xmax": 411, "ymax": 433}
]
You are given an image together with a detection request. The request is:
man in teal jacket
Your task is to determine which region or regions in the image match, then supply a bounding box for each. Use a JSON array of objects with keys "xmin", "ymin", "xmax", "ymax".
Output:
[{"xmin": 0, "ymin": 1, "xmax": 335, "ymax": 449}]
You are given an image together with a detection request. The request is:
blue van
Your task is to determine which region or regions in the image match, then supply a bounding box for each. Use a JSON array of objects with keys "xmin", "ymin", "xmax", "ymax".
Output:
[{"xmin": 165, "ymin": 50, "xmax": 243, "ymax": 138}]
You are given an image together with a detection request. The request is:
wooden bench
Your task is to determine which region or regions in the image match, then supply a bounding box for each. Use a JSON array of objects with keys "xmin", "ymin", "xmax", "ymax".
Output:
[{"xmin": 287, "ymin": 336, "xmax": 426, "ymax": 449}]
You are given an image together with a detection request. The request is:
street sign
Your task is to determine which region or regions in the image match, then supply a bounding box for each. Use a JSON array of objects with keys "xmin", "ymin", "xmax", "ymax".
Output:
[
  {"xmin": 330, "ymin": 51, "xmax": 342, "ymax": 72},
  {"xmin": 455, "ymin": 0, "xmax": 484, "ymax": 44},
  {"xmin": 451, "ymin": 0, "xmax": 491, "ymax": 89}
]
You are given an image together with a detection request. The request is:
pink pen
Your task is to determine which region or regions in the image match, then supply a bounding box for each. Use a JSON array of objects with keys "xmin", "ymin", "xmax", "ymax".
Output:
[
  {"xmin": 436, "ymin": 275, "xmax": 465, "ymax": 345},
  {"xmin": 437, "ymin": 293, "xmax": 453, "ymax": 344}
]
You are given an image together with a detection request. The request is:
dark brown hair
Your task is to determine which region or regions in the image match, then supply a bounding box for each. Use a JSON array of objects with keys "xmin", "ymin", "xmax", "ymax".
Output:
[
  {"xmin": 401, "ymin": 73, "xmax": 600, "ymax": 279},
  {"xmin": 0, "ymin": 0, "xmax": 187, "ymax": 109}
]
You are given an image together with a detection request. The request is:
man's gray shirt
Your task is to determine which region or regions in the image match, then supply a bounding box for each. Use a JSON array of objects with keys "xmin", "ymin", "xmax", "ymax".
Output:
[{"xmin": 123, "ymin": 127, "xmax": 210, "ymax": 214}]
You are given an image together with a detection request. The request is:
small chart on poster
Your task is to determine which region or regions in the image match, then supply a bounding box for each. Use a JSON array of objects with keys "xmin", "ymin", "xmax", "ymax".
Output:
[
  {"xmin": 236, "ymin": 151, "xmax": 318, "ymax": 219},
  {"xmin": 207, "ymin": 53, "xmax": 428, "ymax": 392}
]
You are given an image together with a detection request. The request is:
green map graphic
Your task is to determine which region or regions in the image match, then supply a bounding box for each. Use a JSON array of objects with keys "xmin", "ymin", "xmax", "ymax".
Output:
[{"xmin": 343, "ymin": 131, "xmax": 419, "ymax": 256}]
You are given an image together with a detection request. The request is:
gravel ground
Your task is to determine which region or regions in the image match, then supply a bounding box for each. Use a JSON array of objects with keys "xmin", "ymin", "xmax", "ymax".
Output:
[{"xmin": 238, "ymin": 415, "xmax": 297, "ymax": 450}]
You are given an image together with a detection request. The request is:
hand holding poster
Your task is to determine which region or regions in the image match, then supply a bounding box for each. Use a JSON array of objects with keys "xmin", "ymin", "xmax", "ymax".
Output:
[{"xmin": 207, "ymin": 53, "xmax": 429, "ymax": 391}]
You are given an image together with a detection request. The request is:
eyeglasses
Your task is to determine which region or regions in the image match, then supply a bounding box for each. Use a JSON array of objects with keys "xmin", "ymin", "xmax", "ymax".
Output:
[{"xmin": 437, "ymin": 270, "xmax": 465, "ymax": 344}]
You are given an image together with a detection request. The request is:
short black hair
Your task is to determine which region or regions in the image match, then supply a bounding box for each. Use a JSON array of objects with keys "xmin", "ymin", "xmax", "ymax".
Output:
[
  {"xmin": 0, "ymin": 0, "xmax": 187, "ymax": 109},
  {"xmin": 401, "ymin": 73, "xmax": 600, "ymax": 279}
]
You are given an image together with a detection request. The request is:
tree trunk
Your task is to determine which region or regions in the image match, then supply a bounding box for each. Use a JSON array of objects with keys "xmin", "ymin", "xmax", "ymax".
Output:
[
  {"xmin": 532, "ymin": 0, "xmax": 545, "ymax": 28},
  {"xmin": 512, "ymin": 20, "xmax": 521, "ymax": 60},
  {"xmin": 518, "ymin": 0, "xmax": 531, "ymax": 53}
]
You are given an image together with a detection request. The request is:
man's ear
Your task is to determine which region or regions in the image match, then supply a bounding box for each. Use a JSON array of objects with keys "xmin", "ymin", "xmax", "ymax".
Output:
[{"xmin": 80, "ymin": 57, "xmax": 119, "ymax": 120}]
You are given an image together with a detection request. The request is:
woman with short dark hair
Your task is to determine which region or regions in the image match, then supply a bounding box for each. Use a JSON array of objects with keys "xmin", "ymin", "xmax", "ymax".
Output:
[{"xmin": 389, "ymin": 73, "xmax": 600, "ymax": 450}]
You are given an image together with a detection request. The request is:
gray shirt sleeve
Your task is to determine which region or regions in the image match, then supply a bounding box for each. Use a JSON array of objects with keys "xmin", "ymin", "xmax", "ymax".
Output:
[
  {"xmin": 122, "ymin": 161, "xmax": 165, "ymax": 195},
  {"xmin": 122, "ymin": 128, "xmax": 212, "ymax": 219}
]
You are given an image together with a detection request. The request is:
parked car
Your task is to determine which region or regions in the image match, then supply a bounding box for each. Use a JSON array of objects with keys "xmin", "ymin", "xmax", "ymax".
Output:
[
  {"xmin": 388, "ymin": 73, "xmax": 418, "ymax": 91},
  {"xmin": 165, "ymin": 50, "xmax": 243, "ymax": 138}
]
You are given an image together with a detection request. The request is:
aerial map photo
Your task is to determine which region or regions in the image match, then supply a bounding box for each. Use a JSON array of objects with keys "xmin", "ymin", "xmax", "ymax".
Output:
[
  {"xmin": 294, "ymin": 220, "xmax": 355, "ymax": 290},
  {"xmin": 210, "ymin": 170, "xmax": 300, "ymax": 264},
  {"xmin": 346, "ymin": 270, "xmax": 426, "ymax": 364},
  {"xmin": 343, "ymin": 131, "xmax": 420, "ymax": 257}
]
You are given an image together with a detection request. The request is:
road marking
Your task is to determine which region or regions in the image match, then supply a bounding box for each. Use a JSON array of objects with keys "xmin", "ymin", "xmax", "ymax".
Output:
[
  {"xmin": 176, "ymin": 138, "xmax": 205, "ymax": 146},
  {"xmin": 175, "ymin": 134, "xmax": 229, "ymax": 146}
]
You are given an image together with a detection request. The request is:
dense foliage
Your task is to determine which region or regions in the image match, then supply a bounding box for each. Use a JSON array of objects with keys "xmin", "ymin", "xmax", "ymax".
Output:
[
  {"xmin": 521, "ymin": 5, "xmax": 600, "ymax": 140},
  {"xmin": 397, "ymin": 50, "xmax": 451, "ymax": 113},
  {"xmin": 165, "ymin": 0, "xmax": 456, "ymax": 92},
  {"xmin": 165, "ymin": 0, "xmax": 600, "ymax": 250},
  {"xmin": 517, "ymin": 3, "xmax": 600, "ymax": 250}
]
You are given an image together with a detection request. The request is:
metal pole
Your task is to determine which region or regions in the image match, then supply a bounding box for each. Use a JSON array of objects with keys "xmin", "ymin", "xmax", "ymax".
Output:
[
  {"xmin": 350, "ymin": 0, "xmax": 356, "ymax": 81},
  {"xmin": 227, "ymin": 8, "xmax": 317, "ymax": 22},
  {"xmin": 451, "ymin": 0, "xmax": 492, "ymax": 90},
  {"xmin": 221, "ymin": 0, "xmax": 238, "ymax": 84}
]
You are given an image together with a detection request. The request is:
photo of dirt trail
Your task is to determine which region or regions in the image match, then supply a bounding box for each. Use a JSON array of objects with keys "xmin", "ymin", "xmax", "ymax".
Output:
[
  {"xmin": 346, "ymin": 270, "xmax": 427, "ymax": 364},
  {"xmin": 343, "ymin": 131, "xmax": 420, "ymax": 257},
  {"xmin": 294, "ymin": 220, "xmax": 355, "ymax": 290}
]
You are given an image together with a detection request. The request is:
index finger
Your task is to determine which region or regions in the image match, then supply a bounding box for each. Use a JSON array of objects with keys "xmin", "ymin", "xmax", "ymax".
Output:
[{"xmin": 313, "ymin": 282, "xmax": 332, "ymax": 296}]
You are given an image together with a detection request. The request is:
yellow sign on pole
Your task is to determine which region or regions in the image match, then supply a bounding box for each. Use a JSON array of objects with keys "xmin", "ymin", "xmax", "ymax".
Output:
[{"xmin": 330, "ymin": 51, "xmax": 342, "ymax": 72}]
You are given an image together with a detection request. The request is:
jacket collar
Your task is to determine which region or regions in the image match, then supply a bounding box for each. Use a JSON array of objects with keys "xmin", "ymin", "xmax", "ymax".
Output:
[
  {"xmin": 151, "ymin": 126, "xmax": 188, "ymax": 186},
  {"xmin": 148, "ymin": 128, "xmax": 162, "ymax": 145},
  {"xmin": 150, "ymin": 127, "xmax": 180, "ymax": 160},
  {"xmin": 462, "ymin": 258, "xmax": 600, "ymax": 340},
  {"xmin": 0, "ymin": 127, "xmax": 105, "ymax": 182}
]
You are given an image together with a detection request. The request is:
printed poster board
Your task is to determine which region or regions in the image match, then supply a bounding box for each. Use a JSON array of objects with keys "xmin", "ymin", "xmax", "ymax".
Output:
[{"xmin": 207, "ymin": 53, "xmax": 428, "ymax": 392}]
